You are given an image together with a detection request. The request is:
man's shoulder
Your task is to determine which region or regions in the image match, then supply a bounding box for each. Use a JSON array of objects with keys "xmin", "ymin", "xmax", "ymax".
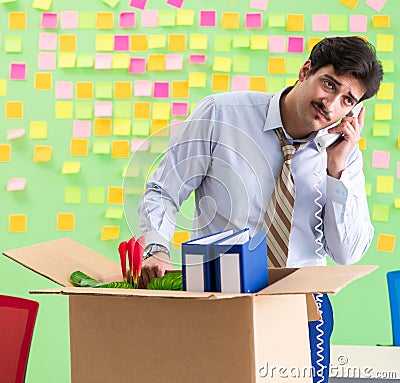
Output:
[{"xmin": 209, "ymin": 91, "xmax": 273, "ymax": 107}]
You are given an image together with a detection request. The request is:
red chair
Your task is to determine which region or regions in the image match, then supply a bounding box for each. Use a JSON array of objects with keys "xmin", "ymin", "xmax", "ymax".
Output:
[{"xmin": 0, "ymin": 295, "xmax": 39, "ymax": 383}]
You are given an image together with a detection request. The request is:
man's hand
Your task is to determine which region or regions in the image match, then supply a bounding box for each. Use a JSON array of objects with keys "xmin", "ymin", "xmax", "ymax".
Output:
[
  {"xmin": 140, "ymin": 251, "xmax": 173, "ymax": 288},
  {"xmin": 326, "ymin": 105, "xmax": 365, "ymax": 179}
]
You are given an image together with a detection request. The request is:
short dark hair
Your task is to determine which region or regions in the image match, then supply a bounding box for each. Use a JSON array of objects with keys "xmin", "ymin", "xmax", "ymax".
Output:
[{"xmin": 308, "ymin": 36, "xmax": 383, "ymax": 101}]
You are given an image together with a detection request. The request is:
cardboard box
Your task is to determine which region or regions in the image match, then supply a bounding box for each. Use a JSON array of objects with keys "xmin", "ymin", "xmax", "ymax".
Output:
[{"xmin": 3, "ymin": 238, "xmax": 377, "ymax": 383}]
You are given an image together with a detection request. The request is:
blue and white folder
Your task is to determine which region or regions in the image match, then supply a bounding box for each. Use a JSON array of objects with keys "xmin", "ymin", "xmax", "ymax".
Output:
[
  {"xmin": 182, "ymin": 230, "xmax": 233, "ymax": 292},
  {"xmin": 214, "ymin": 228, "xmax": 268, "ymax": 294}
]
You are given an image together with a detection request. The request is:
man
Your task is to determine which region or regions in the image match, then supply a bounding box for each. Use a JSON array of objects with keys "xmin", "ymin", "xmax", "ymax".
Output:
[{"xmin": 137, "ymin": 36, "xmax": 383, "ymax": 382}]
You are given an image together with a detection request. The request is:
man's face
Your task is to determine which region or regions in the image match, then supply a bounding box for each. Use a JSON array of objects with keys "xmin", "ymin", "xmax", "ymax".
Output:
[{"xmin": 295, "ymin": 62, "xmax": 366, "ymax": 133}]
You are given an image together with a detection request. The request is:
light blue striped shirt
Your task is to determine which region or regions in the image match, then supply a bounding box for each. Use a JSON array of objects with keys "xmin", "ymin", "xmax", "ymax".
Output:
[{"xmin": 138, "ymin": 89, "xmax": 373, "ymax": 267}]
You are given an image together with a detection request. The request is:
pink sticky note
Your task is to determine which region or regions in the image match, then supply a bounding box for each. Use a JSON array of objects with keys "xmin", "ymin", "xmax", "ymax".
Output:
[
  {"xmin": 94, "ymin": 54, "xmax": 113, "ymax": 70},
  {"xmin": 170, "ymin": 120, "xmax": 184, "ymax": 136},
  {"xmin": 153, "ymin": 82, "xmax": 169, "ymax": 98},
  {"xmin": 131, "ymin": 138, "xmax": 149, "ymax": 151},
  {"xmin": 114, "ymin": 35, "xmax": 130, "ymax": 51},
  {"xmin": 366, "ymin": 0, "xmax": 387, "ymax": 12},
  {"xmin": 55, "ymin": 81, "xmax": 73, "ymax": 99},
  {"xmin": 189, "ymin": 54, "xmax": 206, "ymax": 64},
  {"xmin": 38, "ymin": 52, "xmax": 56, "ymax": 70},
  {"xmin": 119, "ymin": 12, "xmax": 136, "ymax": 28},
  {"xmin": 171, "ymin": 102, "xmax": 188, "ymax": 116},
  {"xmin": 129, "ymin": 0, "xmax": 147, "ymax": 9},
  {"xmin": 60, "ymin": 11, "xmax": 79, "ymax": 29},
  {"xmin": 350, "ymin": 15, "xmax": 367, "ymax": 33},
  {"xmin": 9, "ymin": 63, "xmax": 27, "ymax": 80},
  {"xmin": 141, "ymin": 10, "xmax": 158, "ymax": 27},
  {"xmin": 312, "ymin": 14, "xmax": 330, "ymax": 32},
  {"xmin": 232, "ymin": 75, "xmax": 249, "ymax": 91},
  {"xmin": 372, "ymin": 150, "xmax": 390, "ymax": 169},
  {"xmin": 134, "ymin": 80, "xmax": 152, "ymax": 96},
  {"xmin": 166, "ymin": 0, "xmax": 185, "ymax": 8},
  {"xmin": 7, "ymin": 178, "xmax": 26, "ymax": 191},
  {"xmin": 7, "ymin": 129, "xmax": 25, "ymax": 140},
  {"xmin": 200, "ymin": 10, "xmax": 216, "ymax": 27},
  {"xmin": 129, "ymin": 57, "xmax": 146, "ymax": 74},
  {"xmin": 288, "ymin": 37, "xmax": 304, "ymax": 53},
  {"xmin": 245, "ymin": 13, "xmax": 262, "ymax": 29},
  {"xmin": 166, "ymin": 54, "xmax": 183, "ymax": 70},
  {"xmin": 94, "ymin": 101, "xmax": 113, "ymax": 117},
  {"xmin": 397, "ymin": 162, "xmax": 400, "ymax": 179},
  {"xmin": 40, "ymin": 13, "xmax": 58, "ymax": 29},
  {"xmin": 73, "ymin": 120, "xmax": 91, "ymax": 137},
  {"xmin": 249, "ymin": 0, "xmax": 268, "ymax": 11},
  {"xmin": 39, "ymin": 33, "xmax": 57, "ymax": 50},
  {"xmin": 268, "ymin": 35, "xmax": 286, "ymax": 53}
]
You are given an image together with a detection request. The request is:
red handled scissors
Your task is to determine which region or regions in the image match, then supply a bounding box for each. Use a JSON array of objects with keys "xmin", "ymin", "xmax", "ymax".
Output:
[{"xmin": 118, "ymin": 236, "xmax": 145, "ymax": 287}]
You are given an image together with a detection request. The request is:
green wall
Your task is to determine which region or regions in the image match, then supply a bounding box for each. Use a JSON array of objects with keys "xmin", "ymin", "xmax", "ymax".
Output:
[{"xmin": 0, "ymin": 0, "xmax": 398, "ymax": 381}]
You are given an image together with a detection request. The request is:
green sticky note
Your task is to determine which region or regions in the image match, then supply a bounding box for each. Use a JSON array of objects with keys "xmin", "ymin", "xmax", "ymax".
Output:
[
  {"xmin": 1, "ymin": 0, "xmax": 17, "ymax": 3},
  {"xmin": 79, "ymin": 12, "xmax": 96, "ymax": 29},
  {"xmin": 233, "ymin": 35, "xmax": 250, "ymax": 48},
  {"xmin": 381, "ymin": 60, "xmax": 394, "ymax": 73},
  {"xmin": 232, "ymin": 56, "xmax": 250, "ymax": 73},
  {"xmin": 286, "ymin": 57, "xmax": 304, "ymax": 74},
  {"xmin": 330, "ymin": 15, "xmax": 347, "ymax": 31},
  {"xmin": 88, "ymin": 187, "xmax": 105, "ymax": 204},
  {"xmin": 114, "ymin": 101, "xmax": 131, "ymax": 118},
  {"xmin": 132, "ymin": 120, "xmax": 150, "ymax": 136},
  {"xmin": 77, "ymin": 54, "xmax": 94, "ymax": 68},
  {"xmin": 75, "ymin": 102, "xmax": 93, "ymax": 119},
  {"xmin": 101, "ymin": 0, "xmax": 120, "ymax": 8},
  {"xmin": 123, "ymin": 163, "xmax": 140, "ymax": 177},
  {"xmin": 65, "ymin": 187, "xmax": 82, "ymax": 204},
  {"xmin": 150, "ymin": 140, "xmax": 168, "ymax": 154},
  {"xmin": 214, "ymin": 36, "xmax": 231, "ymax": 52},
  {"xmin": 95, "ymin": 82, "xmax": 113, "ymax": 99},
  {"xmin": 267, "ymin": 78, "xmax": 284, "ymax": 93},
  {"xmin": 105, "ymin": 207, "xmax": 124, "ymax": 219},
  {"xmin": 5, "ymin": 36, "xmax": 22, "ymax": 53},
  {"xmin": 365, "ymin": 183, "xmax": 372, "ymax": 196},
  {"xmin": 159, "ymin": 10, "xmax": 176, "ymax": 26},
  {"xmin": 268, "ymin": 14, "xmax": 285, "ymax": 27},
  {"xmin": 372, "ymin": 122, "xmax": 390, "ymax": 136},
  {"xmin": 372, "ymin": 204, "xmax": 390, "ymax": 222},
  {"xmin": 92, "ymin": 139, "xmax": 111, "ymax": 154}
]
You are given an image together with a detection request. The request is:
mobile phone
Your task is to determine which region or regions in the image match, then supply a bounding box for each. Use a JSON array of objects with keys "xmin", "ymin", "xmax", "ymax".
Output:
[{"xmin": 315, "ymin": 102, "xmax": 364, "ymax": 149}]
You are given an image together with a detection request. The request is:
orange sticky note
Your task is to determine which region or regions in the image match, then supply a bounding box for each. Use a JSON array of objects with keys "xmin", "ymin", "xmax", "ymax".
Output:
[
  {"xmin": 59, "ymin": 34, "xmax": 77, "ymax": 52},
  {"xmin": 134, "ymin": 102, "xmax": 151, "ymax": 119},
  {"xmin": 172, "ymin": 230, "xmax": 190, "ymax": 248},
  {"xmin": 96, "ymin": 12, "xmax": 114, "ymax": 29},
  {"xmin": 308, "ymin": 37, "xmax": 323, "ymax": 52},
  {"xmin": 376, "ymin": 233, "xmax": 395, "ymax": 252},
  {"xmin": 9, "ymin": 12, "xmax": 27, "ymax": 30},
  {"xmin": 111, "ymin": 140, "xmax": 130, "ymax": 158},
  {"xmin": 114, "ymin": 82, "xmax": 132, "ymax": 99},
  {"xmin": 107, "ymin": 186, "xmax": 124, "ymax": 204},
  {"xmin": 34, "ymin": 72, "xmax": 52, "ymax": 90},
  {"xmin": 94, "ymin": 118, "xmax": 112, "ymax": 136},
  {"xmin": 147, "ymin": 54, "xmax": 166, "ymax": 71},
  {"xmin": 168, "ymin": 34, "xmax": 186, "ymax": 51},
  {"xmin": 9, "ymin": 214, "xmax": 27, "ymax": 232},
  {"xmin": 372, "ymin": 15, "xmax": 390, "ymax": 28},
  {"xmin": 221, "ymin": 12, "xmax": 240, "ymax": 29},
  {"xmin": 172, "ymin": 81, "xmax": 189, "ymax": 98},
  {"xmin": 76, "ymin": 82, "xmax": 93, "ymax": 99},
  {"xmin": 33, "ymin": 145, "xmax": 52, "ymax": 162},
  {"xmin": 212, "ymin": 74, "xmax": 230, "ymax": 91},
  {"xmin": 100, "ymin": 226, "xmax": 120, "ymax": 240},
  {"xmin": 339, "ymin": 0, "xmax": 359, "ymax": 9},
  {"xmin": 249, "ymin": 76, "xmax": 267, "ymax": 92},
  {"xmin": 5, "ymin": 101, "xmax": 23, "ymax": 119},
  {"xmin": 57, "ymin": 213, "xmax": 75, "ymax": 231},
  {"xmin": 268, "ymin": 57, "xmax": 286, "ymax": 74},
  {"xmin": 358, "ymin": 137, "xmax": 366, "ymax": 150},
  {"xmin": 286, "ymin": 14, "xmax": 304, "ymax": 31},
  {"xmin": 150, "ymin": 120, "xmax": 169, "ymax": 136},
  {"xmin": 130, "ymin": 34, "xmax": 148, "ymax": 51},
  {"xmin": 70, "ymin": 138, "xmax": 89, "ymax": 156},
  {"xmin": 0, "ymin": 144, "xmax": 11, "ymax": 162}
]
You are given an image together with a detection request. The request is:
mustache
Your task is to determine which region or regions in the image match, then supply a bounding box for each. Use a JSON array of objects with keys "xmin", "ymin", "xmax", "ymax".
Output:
[{"xmin": 312, "ymin": 101, "xmax": 331, "ymax": 121}]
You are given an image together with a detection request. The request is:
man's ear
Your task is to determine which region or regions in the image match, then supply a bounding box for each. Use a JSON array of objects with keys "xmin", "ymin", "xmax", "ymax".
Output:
[{"xmin": 298, "ymin": 60, "xmax": 312, "ymax": 82}]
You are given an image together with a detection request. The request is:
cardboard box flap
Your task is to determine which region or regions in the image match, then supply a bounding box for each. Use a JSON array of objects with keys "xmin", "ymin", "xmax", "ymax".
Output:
[
  {"xmin": 3, "ymin": 238, "xmax": 121, "ymax": 287},
  {"xmin": 258, "ymin": 265, "xmax": 378, "ymax": 295}
]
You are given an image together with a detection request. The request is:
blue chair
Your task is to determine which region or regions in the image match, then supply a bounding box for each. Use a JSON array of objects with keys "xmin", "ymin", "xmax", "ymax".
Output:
[{"xmin": 387, "ymin": 270, "xmax": 400, "ymax": 346}]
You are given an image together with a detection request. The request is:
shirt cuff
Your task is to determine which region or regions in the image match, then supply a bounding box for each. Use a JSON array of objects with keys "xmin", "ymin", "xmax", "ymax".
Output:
[
  {"xmin": 144, "ymin": 230, "xmax": 170, "ymax": 250},
  {"xmin": 326, "ymin": 169, "xmax": 351, "ymax": 205}
]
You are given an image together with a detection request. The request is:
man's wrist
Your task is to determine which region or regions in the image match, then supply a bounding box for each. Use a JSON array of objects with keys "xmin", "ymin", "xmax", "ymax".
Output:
[{"xmin": 143, "ymin": 244, "xmax": 170, "ymax": 261}]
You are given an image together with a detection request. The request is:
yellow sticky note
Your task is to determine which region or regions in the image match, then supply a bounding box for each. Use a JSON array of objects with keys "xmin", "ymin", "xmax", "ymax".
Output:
[
  {"xmin": 59, "ymin": 34, "xmax": 77, "ymax": 52},
  {"xmin": 213, "ymin": 57, "xmax": 232, "ymax": 72},
  {"xmin": 114, "ymin": 82, "xmax": 132, "ymax": 99},
  {"xmin": 249, "ymin": 76, "xmax": 267, "ymax": 92},
  {"xmin": 95, "ymin": 34, "xmax": 114, "ymax": 51},
  {"xmin": 212, "ymin": 74, "xmax": 229, "ymax": 91},
  {"xmin": 55, "ymin": 101, "xmax": 73, "ymax": 119},
  {"xmin": 376, "ymin": 175, "xmax": 394, "ymax": 194},
  {"xmin": 150, "ymin": 120, "xmax": 169, "ymax": 136},
  {"xmin": 0, "ymin": 79, "xmax": 6, "ymax": 96},
  {"xmin": 61, "ymin": 161, "xmax": 81, "ymax": 174},
  {"xmin": 374, "ymin": 104, "xmax": 392, "ymax": 120},
  {"xmin": 107, "ymin": 186, "xmax": 124, "ymax": 204},
  {"xmin": 377, "ymin": 83, "xmax": 394, "ymax": 100},
  {"xmin": 148, "ymin": 35, "xmax": 166, "ymax": 49},
  {"xmin": 32, "ymin": 0, "xmax": 52, "ymax": 10},
  {"xmin": 111, "ymin": 140, "xmax": 130, "ymax": 158},
  {"xmin": 188, "ymin": 73, "xmax": 207, "ymax": 88},
  {"xmin": 189, "ymin": 34, "xmax": 208, "ymax": 50},
  {"xmin": 168, "ymin": 34, "xmax": 186, "ymax": 51},
  {"xmin": 394, "ymin": 198, "xmax": 400, "ymax": 208},
  {"xmin": 113, "ymin": 119, "xmax": 131, "ymax": 136},
  {"xmin": 339, "ymin": 0, "xmax": 358, "ymax": 9},
  {"xmin": 9, "ymin": 12, "xmax": 26, "ymax": 30},
  {"xmin": 286, "ymin": 14, "xmax": 304, "ymax": 31},
  {"xmin": 30, "ymin": 121, "xmax": 47, "ymax": 139},
  {"xmin": 34, "ymin": 72, "xmax": 52, "ymax": 90},
  {"xmin": 152, "ymin": 103, "xmax": 170, "ymax": 120},
  {"xmin": 130, "ymin": 34, "xmax": 147, "ymax": 51},
  {"xmin": 94, "ymin": 118, "xmax": 112, "ymax": 136},
  {"xmin": 57, "ymin": 213, "xmax": 75, "ymax": 231},
  {"xmin": 372, "ymin": 15, "xmax": 390, "ymax": 28},
  {"xmin": 100, "ymin": 226, "xmax": 120, "ymax": 240},
  {"xmin": 172, "ymin": 230, "xmax": 190, "ymax": 249},
  {"xmin": 76, "ymin": 82, "xmax": 93, "ymax": 99},
  {"xmin": 9, "ymin": 214, "xmax": 27, "ymax": 232},
  {"xmin": 268, "ymin": 57, "xmax": 286, "ymax": 74},
  {"xmin": 308, "ymin": 37, "xmax": 323, "ymax": 52},
  {"xmin": 96, "ymin": 12, "xmax": 114, "ymax": 29},
  {"xmin": 70, "ymin": 138, "xmax": 89, "ymax": 156},
  {"xmin": 112, "ymin": 54, "xmax": 130, "ymax": 69},
  {"xmin": 0, "ymin": 144, "xmax": 11, "ymax": 162},
  {"xmin": 176, "ymin": 9, "xmax": 194, "ymax": 26},
  {"xmin": 250, "ymin": 35, "xmax": 268, "ymax": 50},
  {"xmin": 33, "ymin": 145, "xmax": 52, "ymax": 162},
  {"xmin": 147, "ymin": 54, "xmax": 166, "ymax": 71},
  {"xmin": 221, "ymin": 12, "xmax": 240, "ymax": 29},
  {"xmin": 5, "ymin": 101, "xmax": 23, "ymax": 119},
  {"xmin": 58, "ymin": 53, "xmax": 76, "ymax": 68},
  {"xmin": 376, "ymin": 34, "xmax": 394, "ymax": 52},
  {"xmin": 358, "ymin": 137, "xmax": 366, "ymax": 150},
  {"xmin": 134, "ymin": 102, "xmax": 151, "ymax": 119},
  {"xmin": 376, "ymin": 233, "xmax": 395, "ymax": 252}
]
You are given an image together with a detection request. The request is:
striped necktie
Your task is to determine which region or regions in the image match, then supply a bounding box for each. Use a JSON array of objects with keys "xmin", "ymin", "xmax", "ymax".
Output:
[{"xmin": 265, "ymin": 128, "xmax": 307, "ymax": 267}]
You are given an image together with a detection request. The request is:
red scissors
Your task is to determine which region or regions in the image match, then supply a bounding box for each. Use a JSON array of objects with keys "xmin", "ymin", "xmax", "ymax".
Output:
[{"xmin": 118, "ymin": 236, "xmax": 145, "ymax": 287}]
